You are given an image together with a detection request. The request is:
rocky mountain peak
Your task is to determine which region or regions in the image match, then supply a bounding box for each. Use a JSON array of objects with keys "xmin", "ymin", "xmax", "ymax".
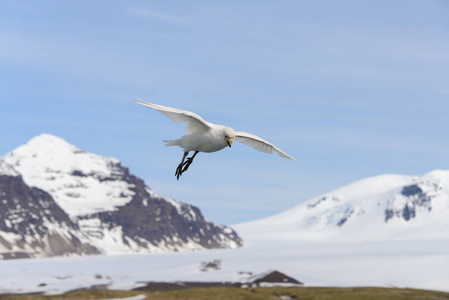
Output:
[
  {"xmin": 3, "ymin": 133, "xmax": 120, "ymax": 182},
  {"xmin": 2, "ymin": 134, "xmax": 132, "ymax": 217},
  {"xmin": 0, "ymin": 134, "xmax": 242, "ymax": 259}
]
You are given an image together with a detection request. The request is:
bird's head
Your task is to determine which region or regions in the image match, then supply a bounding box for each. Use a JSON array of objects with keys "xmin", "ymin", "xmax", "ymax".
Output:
[{"xmin": 224, "ymin": 127, "xmax": 235, "ymax": 148}]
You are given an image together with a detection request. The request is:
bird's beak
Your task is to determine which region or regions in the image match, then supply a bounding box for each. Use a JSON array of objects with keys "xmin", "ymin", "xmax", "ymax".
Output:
[{"xmin": 226, "ymin": 138, "xmax": 234, "ymax": 148}]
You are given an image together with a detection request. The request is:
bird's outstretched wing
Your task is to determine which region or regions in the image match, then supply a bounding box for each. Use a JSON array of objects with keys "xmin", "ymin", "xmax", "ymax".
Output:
[
  {"xmin": 134, "ymin": 98, "xmax": 211, "ymax": 133},
  {"xmin": 235, "ymin": 131, "xmax": 298, "ymax": 161}
]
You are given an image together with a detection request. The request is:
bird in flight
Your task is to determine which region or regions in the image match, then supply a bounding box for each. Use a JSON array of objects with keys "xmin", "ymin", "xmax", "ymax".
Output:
[{"xmin": 135, "ymin": 99, "xmax": 297, "ymax": 180}]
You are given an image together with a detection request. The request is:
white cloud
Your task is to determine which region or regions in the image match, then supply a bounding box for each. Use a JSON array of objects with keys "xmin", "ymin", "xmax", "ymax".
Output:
[{"xmin": 128, "ymin": 6, "xmax": 186, "ymax": 24}]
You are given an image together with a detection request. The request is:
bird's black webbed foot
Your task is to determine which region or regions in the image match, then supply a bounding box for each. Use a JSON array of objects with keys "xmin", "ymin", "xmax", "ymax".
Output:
[
  {"xmin": 175, "ymin": 163, "xmax": 184, "ymax": 180},
  {"xmin": 175, "ymin": 156, "xmax": 193, "ymax": 180},
  {"xmin": 175, "ymin": 152, "xmax": 189, "ymax": 180},
  {"xmin": 182, "ymin": 157, "xmax": 194, "ymax": 172},
  {"xmin": 175, "ymin": 151, "xmax": 199, "ymax": 180}
]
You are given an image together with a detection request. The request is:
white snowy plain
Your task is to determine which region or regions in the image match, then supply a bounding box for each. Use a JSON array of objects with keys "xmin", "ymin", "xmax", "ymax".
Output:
[{"xmin": 0, "ymin": 235, "xmax": 448, "ymax": 295}]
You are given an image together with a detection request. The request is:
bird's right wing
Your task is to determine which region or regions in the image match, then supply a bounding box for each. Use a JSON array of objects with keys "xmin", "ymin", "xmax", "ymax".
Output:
[
  {"xmin": 134, "ymin": 99, "xmax": 212, "ymax": 133},
  {"xmin": 235, "ymin": 131, "xmax": 298, "ymax": 161}
]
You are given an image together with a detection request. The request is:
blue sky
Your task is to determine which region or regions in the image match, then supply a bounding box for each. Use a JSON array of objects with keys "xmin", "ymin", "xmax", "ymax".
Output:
[{"xmin": 1, "ymin": 1, "xmax": 448, "ymax": 225}]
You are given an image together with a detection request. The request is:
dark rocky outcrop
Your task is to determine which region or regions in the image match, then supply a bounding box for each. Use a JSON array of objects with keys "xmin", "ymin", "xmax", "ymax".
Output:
[
  {"xmin": 80, "ymin": 165, "xmax": 242, "ymax": 251},
  {"xmin": 0, "ymin": 174, "xmax": 99, "ymax": 259},
  {"xmin": 385, "ymin": 183, "xmax": 434, "ymax": 222}
]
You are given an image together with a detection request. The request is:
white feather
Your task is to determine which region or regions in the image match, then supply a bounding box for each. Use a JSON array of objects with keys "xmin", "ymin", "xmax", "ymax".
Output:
[
  {"xmin": 235, "ymin": 131, "xmax": 298, "ymax": 161},
  {"xmin": 134, "ymin": 98, "xmax": 211, "ymax": 134}
]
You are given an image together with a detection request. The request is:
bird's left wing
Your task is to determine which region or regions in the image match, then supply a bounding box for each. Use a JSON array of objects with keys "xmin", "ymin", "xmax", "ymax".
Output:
[
  {"xmin": 235, "ymin": 131, "xmax": 298, "ymax": 161},
  {"xmin": 134, "ymin": 98, "xmax": 211, "ymax": 133}
]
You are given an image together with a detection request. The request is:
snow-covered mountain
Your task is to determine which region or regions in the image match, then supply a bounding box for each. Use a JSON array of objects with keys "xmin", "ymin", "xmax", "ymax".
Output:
[
  {"xmin": 237, "ymin": 170, "xmax": 449, "ymax": 242},
  {"xmin": 1, "ymin": 167, "xmax": 448, "ymax": 293},
  {"xmin": 0, "ymin": 134, "xmax": 242, "ymax": 259}
]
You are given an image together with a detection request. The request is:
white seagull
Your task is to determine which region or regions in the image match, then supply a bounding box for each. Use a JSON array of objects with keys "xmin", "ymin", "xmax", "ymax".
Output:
[{"xmin": 135, "ymin": 99, "xmax": 297, "ymax": 179}]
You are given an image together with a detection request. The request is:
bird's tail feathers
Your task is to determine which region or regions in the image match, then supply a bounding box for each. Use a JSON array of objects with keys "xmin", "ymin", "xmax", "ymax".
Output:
[{"xmin": 163, "ymin": 139, "xmax": 180, "ymax": 147}]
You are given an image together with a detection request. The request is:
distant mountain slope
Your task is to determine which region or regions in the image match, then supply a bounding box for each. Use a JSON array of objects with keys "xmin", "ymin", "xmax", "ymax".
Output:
[
  {"xmin": 236, "ymin": 170, "xmax": 449, "ymax": 242},
  {"xmin": 0, "ymin": 173, "xmax": 99, "ymax": 259},
  {"xmin": 0, "ymin": 134, "xmax": 242, "ymax": 258}
]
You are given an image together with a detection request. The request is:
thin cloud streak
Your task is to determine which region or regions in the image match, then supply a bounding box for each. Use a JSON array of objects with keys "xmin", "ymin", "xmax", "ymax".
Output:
[{"xmin": 128, "ymin": 6, "xmax": 187, "ymax": 24}]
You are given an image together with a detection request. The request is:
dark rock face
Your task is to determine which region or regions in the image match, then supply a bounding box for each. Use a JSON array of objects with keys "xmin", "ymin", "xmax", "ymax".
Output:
[
  {"xmin": 0, "ymin": 175, "xmax": 72, "ymax": 233},
  {"xmin": 401, "ymin": 184, "xmax": 423, "ymax": 197},
  {"xmin": 384, "ymin": 209, "xmax": 395, "ymax": 222},
  {"xmin": 402, "ymin": 203, "xmax": 415, "ymax": 221},
  {"xmin": 199, "ymin": 259, "xmax": 221, "ymax": 272},
  {"xmin": 307, "ymin": 195, "xmax": 340, "ymax": 209},
  {"xmin": 0, "ymin": 174, "xmax": 99, "ymax": 258},
  {"xmin": 337, "ymin": 208, "xmax": 354, "ymax": 227},
  {"xmin": 385, "ymin": 183, "xmax": 434, "ymax": 223},
  {"xmin": 80, "ymin": 167, "xmax": 242, "ymax": 251}
]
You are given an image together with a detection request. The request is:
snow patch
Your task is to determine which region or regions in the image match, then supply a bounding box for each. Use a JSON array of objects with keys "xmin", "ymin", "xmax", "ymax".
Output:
[
  {"xmin": 0, "ymin": 160, "xmax": 19, "ymax": 177},
  {"xmin": 2, "ymin": 134, "xmax": 135, "ymax": 217}
]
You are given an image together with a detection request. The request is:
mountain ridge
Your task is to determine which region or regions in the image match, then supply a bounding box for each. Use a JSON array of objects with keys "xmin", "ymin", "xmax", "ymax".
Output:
[
  {"xmin": 235, "ymin": 169, "xmax": 449, "ymax": 243},
  {"xmin": 0, "ymin": 133, "xmax": 242, "ymax": 259}
]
